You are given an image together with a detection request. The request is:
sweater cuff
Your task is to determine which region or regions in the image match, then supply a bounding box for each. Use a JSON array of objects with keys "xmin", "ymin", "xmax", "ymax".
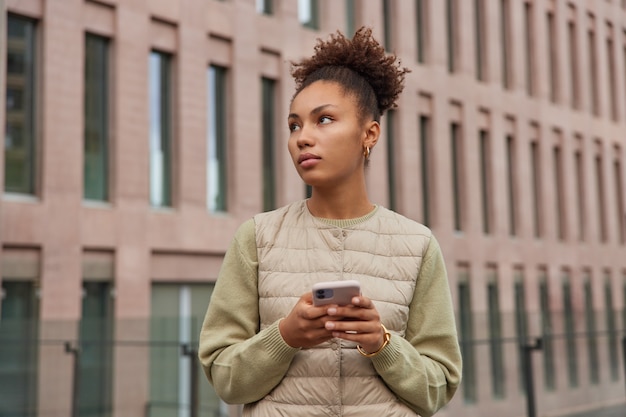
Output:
[
  {"xmin": 370, "ymin": 333, "xmax": 402, "ymax": 369},
  {"xmin": 261, "ymin": 320, "xmax": 301, "ymax": 362}
]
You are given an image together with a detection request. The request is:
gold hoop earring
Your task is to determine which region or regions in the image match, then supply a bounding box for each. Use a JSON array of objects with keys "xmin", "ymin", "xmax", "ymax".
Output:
[{"xmin": 364, "ymin": 146, "xmax": 370, "ymax": 159}]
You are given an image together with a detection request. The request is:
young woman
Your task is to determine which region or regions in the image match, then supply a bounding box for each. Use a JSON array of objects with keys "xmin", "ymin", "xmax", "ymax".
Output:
[{"xmin": 199, "ymin": 27, "xmax": 462, "ymax": 417}]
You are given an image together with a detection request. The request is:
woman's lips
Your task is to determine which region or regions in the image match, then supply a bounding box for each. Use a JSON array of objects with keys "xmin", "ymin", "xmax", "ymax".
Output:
[{"xmin": 298, "ymin": 153, "xmax": 321, "ymax": 167}]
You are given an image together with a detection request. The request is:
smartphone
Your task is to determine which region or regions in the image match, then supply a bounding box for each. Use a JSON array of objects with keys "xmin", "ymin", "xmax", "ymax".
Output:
[{"xmin": 312, "ymin": 280, "xmax": 361, "ymax": 306}]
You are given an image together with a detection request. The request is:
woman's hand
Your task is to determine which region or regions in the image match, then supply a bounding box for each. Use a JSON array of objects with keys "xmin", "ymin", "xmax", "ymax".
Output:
[
  {"xmin": 323, "ymin": 295, "xmax": 385, "ymax": 354},
  {"xmin": 279, "ymin": 292, "xmax": 336, "ymax": 348}
]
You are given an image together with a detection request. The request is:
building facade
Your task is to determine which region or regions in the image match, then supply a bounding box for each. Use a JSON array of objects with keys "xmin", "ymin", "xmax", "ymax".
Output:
[{"xmin": 1, "ymin": 0, "xmax": 626, "ymax": 416}]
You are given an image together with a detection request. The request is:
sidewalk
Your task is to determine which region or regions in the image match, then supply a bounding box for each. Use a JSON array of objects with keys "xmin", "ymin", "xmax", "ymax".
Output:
[{"xmin": 563, "ymin": 404, "xmax": 625, "ymax": 417}]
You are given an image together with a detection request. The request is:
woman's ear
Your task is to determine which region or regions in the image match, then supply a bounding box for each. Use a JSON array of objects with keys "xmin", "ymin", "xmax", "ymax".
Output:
[{"xmin": 363, "ymin": 120, "xmax": 381, "ymax": 150}]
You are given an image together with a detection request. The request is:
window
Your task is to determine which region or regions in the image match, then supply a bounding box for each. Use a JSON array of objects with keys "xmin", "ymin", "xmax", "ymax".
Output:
[
  {"xmin": 346, "ymin": 0, "xmax": 356, "ymax": 36},
  {"xmin": 386, "ymin": 110, "xmax": 397, "ymax": 211},
  {"xmin": 623, "ymin": 31, "xmax": 626, "ymax": 120},
  {"xmin": 451, "ymin": 122, "xmax": 463, "ymax": 231},
  {"xmin": 79, "ymin": 281, "xmax": 113, "ymax": 416},
  {"xmin": 553, "ymin": 143, "xmax": 565, "ymax": 240},
  {"xmin": 207, "ymin": 65, "xmax": 229, "ymax": 213},
  {"xmin": 524, "ymin": 2, "xmax": 535, "ymax": 96},
  {"xmin": 604, "ymin": 272, "xmax": 619, "ymax": 381},
  {"xmin": 298, "ymin": 0, "xmax": 319, "ymax": 30},
  {"xmin": 568, "ymin": 8, "xmax": 580, "ymax": 109},
  {"xmin": 446, "ymin": 0, "xmax": 458, "ymax": 73},
  {"xmin": 606, "ymin": 25, "xmax": 618, "ymax": 121},
  {"xmin": 261, "ymin": 77, "xmax": 277, "ymax": 212},
  {"xmin": 150, "ymin": 283, "xmax": 222, "ymax": 416},
  {"xmin": 614, "ymin": 154, "xmax": 625, "ymax": 244},
  {"xmin": 84, "ymin": 34, "xmax": 110, "ymax": 202},
  {"xmin": 383, "ymin": 0, "xmax": 393, "ymax": 52},
  {"xmin": 474, "ymin": 0, "xmax": 486, "ymax": 81},
  {"xmin": 574, "ymin": 146, "xmax": 586, "ymax": 241},
  {"xmin": 561, "ymin": 270, "xmax": 578, "ymax": 387},
  {"xmin": 419, "ymin": 115, "xmax": 430, "ymax": 226},
  {"xmin": 530, "ymin": 140, "xmax": 542, "ymax": 238},
  {"xmin": 588, "ymin": 17, "xmax": 599, "ymax": 116},
  {"xmin": 583, "ymin": 271, "xmax": 600, "ymax": 384},
  {"xmin": 539, "ymin": 269, "xmax": 556, "ymax": 390},
  {"xmin": 546, "ymin": 10, "xmax": 558, "ymax": 103},
  {"xmin": 416, "ymin": 0, "xmax": 428, "ymax": 63},
  {"xmin": 5, "ymin": 15, "xmax": 37, "ymax": 195},
  {"xmin": 479, "ymin": 129, "xmax": 491, "ymax": 234},
  {"xmin": 506, "ymin": 133, "xmax": 517, "ymax": 236},
  {"xmin": 0, "ymin": 280, "xmax": 39, "ymax": 416},
  {"xmin": 457, "ymin": 265, "xmax": 476, "ymax": 403},
  {"xmin": 149, "ymin": 51, "xmax": 173, "ymax": 207},
  {"xmin": 487, "ymin": 266, "xmax": 505, "ymax": 398},
  {"xmin": 256, "ymin": 0, "xmax": 273, "ymax": 15},
  {"xmin": 500, "ymin": 0, "xmax": 511, "ymax": 89},
  {"xmin": 513, "ymin": 268, "xmax": 528, "ymax": 392},
  {"xmin": 594, "ymin": 150, "xmax": 607, "ymax": 242}
]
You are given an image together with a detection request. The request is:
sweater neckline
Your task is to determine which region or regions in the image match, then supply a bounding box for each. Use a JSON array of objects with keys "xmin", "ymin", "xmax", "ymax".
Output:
[{"xmin": 303, "ymin": 200, "xmax": 379, "ymax": 228}]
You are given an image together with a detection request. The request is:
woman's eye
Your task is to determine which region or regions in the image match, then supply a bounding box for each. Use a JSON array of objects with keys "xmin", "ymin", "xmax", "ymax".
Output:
[
  {"xmin": 288, "ymin": 123, "xmax": 300, "ymax": 132},
  {"xmin": 319, "ymin": 116, "xmax": 332, "ymax": 124}
]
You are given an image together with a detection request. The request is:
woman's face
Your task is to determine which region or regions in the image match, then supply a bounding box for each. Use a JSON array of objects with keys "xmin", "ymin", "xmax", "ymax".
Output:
[{"xmin": 287, "ymin": 81, "xmax": 379, "ymax": 188}]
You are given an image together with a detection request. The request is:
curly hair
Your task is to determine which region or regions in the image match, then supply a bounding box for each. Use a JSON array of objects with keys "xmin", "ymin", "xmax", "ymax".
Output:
[{"xmin": 290, "ymin": 27, "xmax": 410, "ymax": 121}]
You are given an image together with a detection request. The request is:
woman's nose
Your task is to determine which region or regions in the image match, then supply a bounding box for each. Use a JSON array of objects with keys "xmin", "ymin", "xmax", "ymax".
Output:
[{"xmin": 295, "ymin": 124, "xmax": 315, "ymax": 149}]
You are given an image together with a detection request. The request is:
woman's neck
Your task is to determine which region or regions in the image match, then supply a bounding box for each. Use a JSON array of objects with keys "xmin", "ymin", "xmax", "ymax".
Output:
[{"xmin": 306, "ymin": 187, "xmax": 374, "ymax": 220}]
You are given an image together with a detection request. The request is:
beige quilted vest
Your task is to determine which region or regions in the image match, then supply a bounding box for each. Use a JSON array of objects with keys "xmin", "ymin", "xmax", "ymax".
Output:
[{"xmin": 247, "ymin": 200, "xmax": 432, "ymax": 417}]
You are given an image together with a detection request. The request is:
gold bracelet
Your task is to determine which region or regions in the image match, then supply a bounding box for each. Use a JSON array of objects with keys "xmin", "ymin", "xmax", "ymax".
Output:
[{"xmin": 357, "ymin": 324, "xmax": 391, "ymax": 358}]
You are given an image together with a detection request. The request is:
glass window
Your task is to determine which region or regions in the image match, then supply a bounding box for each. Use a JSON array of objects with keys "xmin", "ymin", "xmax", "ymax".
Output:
[
  {"xmin": 79, "ymin": 281, "xmax": 113, "ymax": 416},
  {"xmin": 553, "ymin": 144, "xmax": 565, "ymax": 240},
  {"xmin": 506, "ymin": 134, "xmax": 517, "ymax": 236},
  {"xmin": 546, "ymin": 11, "xmax": 557, "ymax": 103},
  {"xmin": 207, "ymin": 65, "xmax": 228, "ymax": 213},
  {"xmin": 149, "ymin": 51, "xmax": 173, "ymax": 207},
  {"xmin": 298, "ymin": 0, "xmax": 319, "ymax": 30},
  {"xmin": 84, "ymin": 34, "xmax": 110, "ymax": 202},
  {"xmin": 595, "ymin": 151, "xmax": 607, "ymax": 242},
  {"xmin": 416, "ymin": 0, "xmax": 427, "ymax": 63},
  {"xmin": 256, "ymin": 0, "xmax": 273, "ymax": 15},
  {"xmin": 575, "ymin": 148, "xmax": 586, "ymax": 241},
  {"xmin": 479, "ymin": 129, "xmax": 491, "ymax": 234},
  {"xmin": 150, "ymin": 283, "xmax": 221, "ymax": 417},
  {"xmin": 487, "ymin": 267, "xmax": 505, "ymax": 399},
  {"xmin": 0, "ymin": 280, "xmax": 39, "ymax": 416},
  {"xmin": 583, "ymin": 271, "xmax": 600, "ymax": 384},
  {"xmin": 604, "ymin": 272, "xmax": 619, "ymax": 381},
  {"xmin": 524, "ymin": 3, "xmax": 535, "ymax": 96},
  {"xmin": 588, "ymin": 19, "xmax": 599, "ymax": 116},
  {"xmin": 446, "ymin": 0, "xmax": 457, "ymax": 73},
  {"xmin": 386, "ymin": 110, "xmax": 396, "ymax": 211},
  {"xmin": 474, "ymin": 0, "xmax": 486, "ymax": 81},
  {"xmin": 561, "ymin": 271, "xmax": 578, "ymax": 387},
  {"xmin": 261, "ymin": 77, "xmax": 277, "ymax": 212},
  {"xmin": 419, "ymin": 116, "xmax": 430, "ymax": 226},
  {"xmin": 346, "ymin": 0, "xmax": 356, "ymax": 36},
  {"xmin": 623, "ymin": 34, "xmax": 626, "ymax": 119},
  {"xmin": 606, "ymin": 28, "xmax": 618, "ymax": 121},
  {"xmin": 568, "ymin": 10, "xmax": 580, "ymax": 109},
  {"xmin": 457, "ymin": 266, "xmax": 476, "ymax": 403},
  {"xmin": 5, "ymin": 15, "xmax": 37, "ymax": 195},
  {"xmin": 530, "ymin": 141, "xmax": 542, "ymax": 238},
  {"xmin": 451, "ymin": 122, "xmax": 463, "ymax": 232},
  {"xmin": 539, "ymin": 269, "xmax": 556, "ymax": 390},
  {"xmin": 500, "ymin": 0, "xmax": 511, "ymax": 89},
  {"xmin": 383, "ymin": 0, "xmax": 393, "ymax": 52},
  {"xmin": 513, "ymin": 268, "xmax": 528, "ymax": 392},
  {"xmin": 614, "ymin": 156, "xmax": 625, "ymax": 244}
]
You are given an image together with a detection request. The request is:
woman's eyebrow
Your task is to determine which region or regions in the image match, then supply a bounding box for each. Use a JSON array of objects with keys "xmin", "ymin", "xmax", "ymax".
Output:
[{"xmin": 288, "ymin": 104, "xmax": 338, "ymax": 120}]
